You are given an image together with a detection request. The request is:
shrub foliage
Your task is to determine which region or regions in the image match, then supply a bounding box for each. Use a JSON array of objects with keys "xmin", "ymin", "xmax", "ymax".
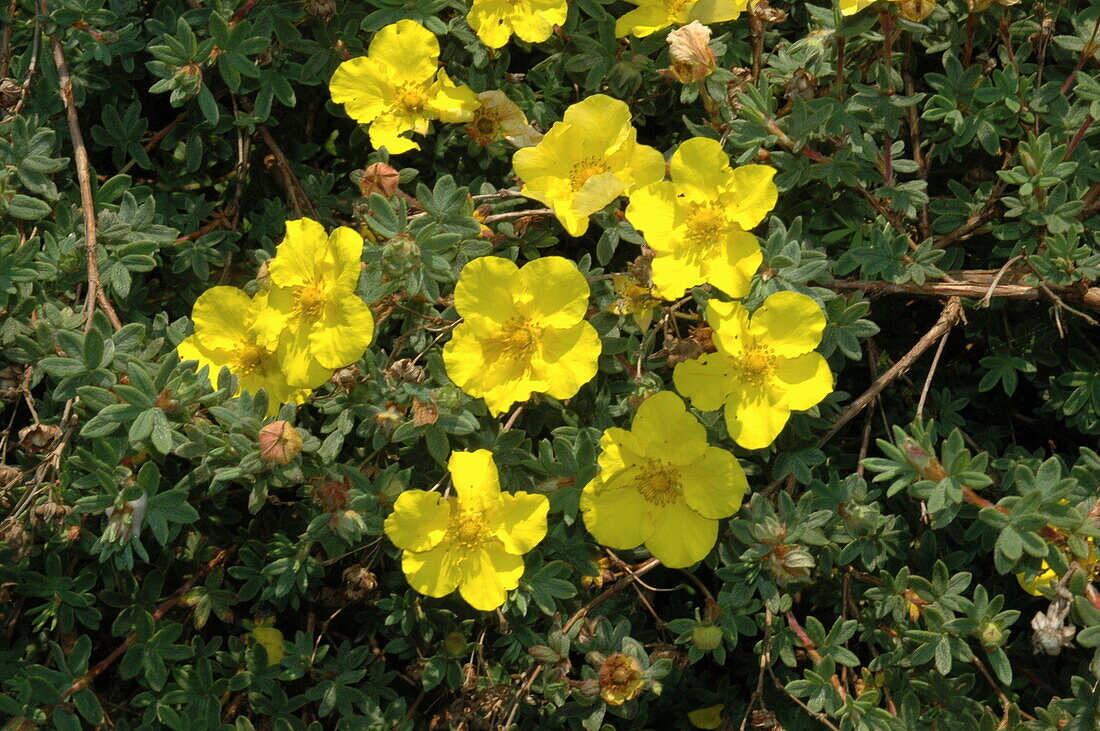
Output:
[{"xmin": 2, "ymin": 0, "xmax": 1100, "ymax": 728}]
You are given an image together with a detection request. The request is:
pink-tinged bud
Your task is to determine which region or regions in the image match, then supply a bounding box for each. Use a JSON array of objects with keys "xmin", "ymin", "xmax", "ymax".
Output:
[
  {"xmin": 356, "ymin": 162, "xmax": 400, "ymax": 199},
  {"xmin": 258, "ymin": 421, "xmax": 303, "ymax": 465},
  {"xmin": 899, "ymin": 437, "xmax": 948, "ymax": 481}
]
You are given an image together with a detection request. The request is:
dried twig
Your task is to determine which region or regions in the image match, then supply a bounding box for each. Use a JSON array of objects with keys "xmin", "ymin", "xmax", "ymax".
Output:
[{"xmin": 37, "ymin": 0, "xmax": 121, "ymax": 331}]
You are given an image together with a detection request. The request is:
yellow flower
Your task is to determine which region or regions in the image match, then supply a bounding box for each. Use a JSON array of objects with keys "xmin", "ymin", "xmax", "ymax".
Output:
[
  {"xmin": 257, "ymin": 218, "xmax": 375, "ymax": 389},
  {"xmin": 512, "ymin": 94, "xmax": 665, "ymax": 237},
  {"xmin": 1017, "ymin": 539, "xmax": 1099, "ymax": 596},
  {"xmin": 329, "ymin": 20, "xmax": 479, "ymax": 154},
  {"xmin": 466, "ymin": 90, "xmax": 543, "ymax": 147},
  {"xmin": 626, "ymin": 137, "xmax": 776, "ymax": 300},
  {"xmin": 673, "ymin": 292, "xmax": 833, "ymax": 450},
  {"xmin": 597, "ymin": 653, "xmax": 646, "ymax": 705},
  {"xmin": 609, "ymin": 273, "xmax": 661, "ymax": 330},
  {"xmin": 468, "ymin": 0, "xmax": 567, "ymax": 49},
  {"xmin": 178, "ymin": 286, "xmax": 308, "ymax": 416},
  {"xmin": 688, "ymin": 704, "xmax": 725, "ymax": 729},
  {"xmin": 580, "ymin": 391, "xmax": 748, "ymax": 568},
  {"xmin": 443, "ymin": 256, "xmax": 602, "ymax": 415},
  {"xmin": 250, "ymin": 623, "xmax": 286, "ymax": 665},
  {"xmin": 615, "ymin": 0, "xmax": 748, "ymax": 39},
  {"xmin": 383, "ymin": 449, "xmax": 549, "ymax": 610}
]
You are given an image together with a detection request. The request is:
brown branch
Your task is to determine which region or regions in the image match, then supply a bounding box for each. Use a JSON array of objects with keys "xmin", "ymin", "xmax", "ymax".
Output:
[
  {"xmin": 931, "ymin": 181, "xmax": 1006, "ymax": 248},
  {"xmin": 823, "ymin": 273, "xmax": 1100, "ymax": 313},
  {"xmin": 258, "ymin": 124, "xmax": 318, "ymax": 219},
  {"xmin": 38, "ymin": 0, "xmax": 121, "ymax": 331},
  {"xmin": 785, "ymin": 611, "xmax": 847, "ymax": 700},
  {"xmin": 58, "ymin": 548, "xmax": 232, "ymax": 703},
  {"xmin": 818, "ymin": 297, "xmax": 963, "ymax": 446}
]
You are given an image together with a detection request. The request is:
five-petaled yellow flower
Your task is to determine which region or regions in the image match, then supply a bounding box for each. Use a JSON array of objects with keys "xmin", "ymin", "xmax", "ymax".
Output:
[
  {"xmin": 178, "ymin": 287, "xmax": 308, "ymax": 416},
  {"xmin": 329, "ymin": 20, "xmax": 479, "ymax": 154},
  {"xmin": 581, "ymin": 391, "xmax": 748, "ymax": 567},
  {"xmin": 512, "ymin": 94, "xmax": 665, "ymax": 237},
  {"xmin": 443, "ymin": 256, "xmax": 602, "ymax": 415},
  {"xmin": 615, "ymin": 0, "xmax": 747, "ymax": 39},
  {"xmin": 383, "ymin": 449, "xmax": 550, "ymax": 610},
  {"xmin": 257, "ymin": 218, "xmax": 375, "ymax": 389},
  {"xmin": 626, "ymin": 137, "xmax": 776, "ymax": 300},
  {"xmin": 468, "ymin": 0, "xmax": 567, "ymax": 49},
  {"xmin": 674, "ymin": 292, "xmax": 833, "ymax": 450}
]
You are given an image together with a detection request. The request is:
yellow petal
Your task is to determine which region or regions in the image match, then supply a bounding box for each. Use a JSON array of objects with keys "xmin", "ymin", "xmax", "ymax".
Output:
[
  {"xmin": 643, "ymin": 498, "xmax": 717, "ymax": 567},
  {"xmin": 615, "ymin": 4, "xmax": 676, "ymax": 37},
  {"xmin": 702, "ymin": 229, "xmax": 762, "ymax": 299},
  {"xmin": 670, "ymin": 137, "xmax": 733, "ymax": 198},
  {"xmin": 309, "ymin": 291, "xmax": 375, "ymax": 369},
  {"xmin": 428, "ymin": 71, "xmax": 479, "ymax": 123},
  {"xmin": 494, "ymin": 492, "xmax": 550, "ymax": 555},
  {"xmin": 449, "ymin": 449, "xmax": 503, "ymax": 510},
  {"xmin": 567, "ymin": 172, "xmax": 627, "ymax": 234},
  {"xmin": 723, "ymin": 165, "xmax": 778, "ymax": 230},
  {"xmin": 276, "ymin": 323, "xmax": 332, "ymax": 390},
  {"xmin": 512, "ymin": 0, "xmax": 567, "ymax": 42},
  {"xmin": 457, "ymin": 545, "xmax": 525, "ymax": 611},
  {"xmin": 326, "ymin": 226, "xmax": 366, "ymax": 292},
  {"xmin": 724, "ymin": 382, "xmax": 790, "ymax": 450},
  {"xmin": 749, "ymin": 291, "xmax": 826, "ymax": 358},
  {"xmin": 706, "ymin": 298, "xmax": 752, "ymax": 358},
  {"xmin": 515, "ymin": 256, "xmax": 590, "ymax": 328},
  {"xmin": 329, "ymin": 57, "xmax": 392, "ymax": 124},
  {"xmin": 673, "ymin": 352, "xmax": 736, "ymax": 413},
  {"xmin": 626, "ymin": 182, "xmax": 677, "ymax": 244},
  {"xmin": 191, "ymin": 286, "xmax": 255, "ymax": 350},
  {"xmin": 651, "ymin": 250, "xmax": 707, "ymax": 301},
  {"xmin": 688, "ymin": 0, "xmax": 748, "ymax": 24},
  {"xmin": 679, "ymin": 448, "xmax": 748, "ymax": 519},
  {"xmin": 385, "ymin": 490, "xmax": 452, "ymax": 552},
  {"xmin": 269, "ymin": 218, "xmax": 328, "ymax": 290},
  {"xmin": 531, "ymin": 321, "xmax": 601, "ymax": 400},
  {"xmin": 368, "ymin": 111, "xmax": 422, "ymax": 154},
  {"xmin": 631, "ymin": 391, "xmax": 708, "ymax": 465},
  {"xmin": 454, "ymin": 256, "xmax": 521, "ymax": 326},
  {"xmin": 622, "ymin": 140, "xmax": 667, "ymax": 193},
  {"xmin": 468, "ymin": 0, "xmax": 517, "ymax": 48},
  {"xmin": 775, "ymin": 352, "xmax": 832, "ymax": 411},
  {"xmin": 369, "ymin": 20, "xmax": 439, "ymax": 83},
  {"xmin": 580, "ymin": 476, "xmax": 656, "ymax": 549},
  {"xmin": 403, "ymin": 544, "xmax": 463, "ymax": 598}
]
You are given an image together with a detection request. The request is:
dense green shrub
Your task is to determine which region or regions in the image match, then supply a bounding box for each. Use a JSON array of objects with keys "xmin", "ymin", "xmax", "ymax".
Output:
[{"xmin": 2, "ymin": 0, "xmax": 1100, "ymax": 728}]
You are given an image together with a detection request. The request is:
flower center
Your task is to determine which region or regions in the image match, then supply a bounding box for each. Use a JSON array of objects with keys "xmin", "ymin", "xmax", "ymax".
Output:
[
  {"xmin": 232, "ymin": 343, "xmax": 272, "ymax": 376},
  {"xmin": 448, "ymin": 509, "xmax": 489, "ymax": 549},
  {"xmin": 294, "ymin": 282, "xmax": 328, "ymax": 320},
  {"xmin": 735, "ymin": 345, "xmax": 777, "ymax": 387},
  {"xmin": 662, "ymin": 0, "xmax": 693, "ymax": 18},
  {"xmin": 393, "ymin": 83, "xmax": 429, "ymax": 115},
  {"xmin": 684, "ymin": 203, "xmax": 729, "ymax": 246},
  {"xmin": 568, "ymin": 157, "xmax": 611, "ymax": 191},
  {"xmin": 498, "ymin": 317, "xmax": 541, "ymax": 359},
  {"xmin": 636, "ymin": 459, "xmax": 681, "ymax": 506}
]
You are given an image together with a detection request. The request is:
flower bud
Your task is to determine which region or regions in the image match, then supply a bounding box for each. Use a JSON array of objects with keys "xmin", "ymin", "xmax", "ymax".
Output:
[
  {"xmin": 258, "ymin": 420, "xmax": 303, "ymax": 465},
  {"xmin": 255, "ymin": 258, "xmax": 273, "ymax": 290},
  {"xmin": 443, "ymin": 631, "xmax": 467, "ymax": 656},
  {"xmin": 328, "ymin": 508, "xmax": 366, "ymax": 540},
  {"xmin": 104, "ymin": 493, "xmax": 148, "ymax": 542},
  {"xmin": 977, "ymin": 622, "xmax": 1005, "ymax": 650},
  {"xmin": 356, "ymin": 162, "xmax": 400, "ymax": 199},
  {"xmin": 691, "ymin": 623, "xmax": 723, "ymax": 651},
  {"xmin": 597, "ymin": 653, "xmax": 645, "ymax": 706}
]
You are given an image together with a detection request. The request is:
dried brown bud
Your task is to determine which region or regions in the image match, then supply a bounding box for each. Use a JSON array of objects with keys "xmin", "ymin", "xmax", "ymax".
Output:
[
  {"xmin": 330, "ymin": 364, "xmax": 362, "ymax": 391},
  {"xmin": 304, "ymin": 0, "xmax": 336, "ymax": 21},
  {"xmin": 356, "ymin": 162, "xmax": 401, "ymax": 199},
  {"xmin": 256, "ymin": 258, "xmax": 273, "ymax": 289},
  {"xmin": 312, "ymin": 479, "xmax": 350, "ymax": 512},
  {"xmin": 19, "ymin": 424, "xmax": 62, "ymax": 453},
  {"xmin": 0, "ymin": 520, "xmax": 29, "ymax": 560},
  {"xmin": 0, "ymin": 365, "xmax": 24, "ymax": 398},
  {"xmin": 898, "ymin": 0, "xmax": 935, "ymax": 21},
  {"xmin": 389, "ymin": 358, "xmax": 426, "ymax": 384},
  {"xmin": 343, "ymin": 564, "xmax": 378, "ymax": 599},
  {"xmin": 0, "ymin": 464, "xmax": 21, "ymax": 488},
  {"xmin": 750, "ymin": 0, "xmax": 788, "ymax": 24},
  {"xmin": 665, "ymin": 21, "xmax": 716, "ymax": 83},
  {"xmin": 258, "ymin": 420, "xmax": 303, "ymax": 465},
  {"xmin": 0, "ymin": 78, "xmax": 23, "ymax": 112},
  {"xmin": 411, "ymin": 397, "xmax": 438, "ymax": 426},
  {"xmin": 30, "ymin": 500, "xmax": 72, "ymax": 529},
  {"xmin": 784, "ymin": 69, "xmax": 816, "ymax": 103}
]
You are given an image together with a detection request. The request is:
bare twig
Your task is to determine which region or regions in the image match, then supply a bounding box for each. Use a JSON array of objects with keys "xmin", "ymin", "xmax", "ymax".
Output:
[
  {"xmin": 819, "ymin": 297, "xmax": 963, "ymax": 445},
  {"xmin": 915, "ymin": 329, "xmax": 950, "ymax": 420},
  {"xmin": 481, "ymin": 208, "xmax": 554, "ymax": 224},
  {"xmin": 38, "ymin": 0, "xmax": 121, "ymax": 331},
  {"xmin": 258, "ymin": 124, "xmax": 318, "ymax": 219}
]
